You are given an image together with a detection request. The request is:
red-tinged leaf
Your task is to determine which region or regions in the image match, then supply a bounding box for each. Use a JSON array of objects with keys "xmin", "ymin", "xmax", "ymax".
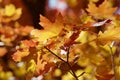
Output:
[
  {"xmin": 62, "ymin": 31, "xmax": 80, "ymax": 50},
  {"xmin": 35, "ymin": 52, "xmax": 55, "ymax": 75},
  {"xmin": 36, "ymin": 53, "xmax": 47, "ymax": 73},
  {"xmin": 12, "ymin": 49, "xmax": 29, "ymax": 62},
  {"xmin": 82, "ymin": 22, "xmax": 95, "ymax": 28},
  {"xmin": 96, "ymin": 74, "xmax": 114, "ymax": 80},
  {"xmin": 22, "ymin": 40, "xmax": 38, "ymax": 48}
]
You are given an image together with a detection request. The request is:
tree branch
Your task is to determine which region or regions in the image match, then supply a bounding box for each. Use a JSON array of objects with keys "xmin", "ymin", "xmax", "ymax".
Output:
[{"xmin": 44, "ymin": 46, "xmax": 79, "ymax": 80}]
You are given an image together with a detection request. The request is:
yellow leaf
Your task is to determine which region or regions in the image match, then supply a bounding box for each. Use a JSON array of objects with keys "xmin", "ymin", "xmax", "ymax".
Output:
[
  {"xmin": 5, "ymin": 4, "xmax": 16, "ymax": 17},
  {"xmin": 31, "ymin": 29, "xmax": 55, "ymax": 42},
  {"xmin": 76, "ymin": 31, "xmax": 96, "ymax": 44},
  {"xmin": 86, "ymin": 0, "xmax": 117, "ymax": 19},
  {"xmin": 12, "ymin": 8, "xmax": 22, "ymax": 20},
  {"xmin": 27, "ymin": 59, "xmax": 36, "ymax": 72},
  {"xmin": 97, "ymin": 27, "xmax": 120, "ymax": 45},
  {"xmin": 16, "ymin": 8, "xmax": 22, "ymax": 16},
  {"xmin": 2, "ymin": 4, "xmax": 22, "ymax": 22}
]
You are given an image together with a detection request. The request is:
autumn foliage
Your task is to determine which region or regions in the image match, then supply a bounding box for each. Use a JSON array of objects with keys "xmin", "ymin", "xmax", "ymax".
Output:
[{"xmin": 1, "ymin": 0, "xmax": 120, "ymax": 80}]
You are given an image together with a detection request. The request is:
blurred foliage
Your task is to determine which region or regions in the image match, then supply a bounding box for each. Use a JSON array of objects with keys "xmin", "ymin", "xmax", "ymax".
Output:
[
  {"xmin": 1, "ymin": 0, "xmax": 120, "ymax": 80},
  {"xmin": 0, "ymin": 1, "xmax": 33, "ymax": 80}
]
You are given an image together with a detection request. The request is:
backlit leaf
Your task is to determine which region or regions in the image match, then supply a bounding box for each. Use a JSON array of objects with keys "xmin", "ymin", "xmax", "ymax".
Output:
[
  {"xmin": 31, "ymin": 14, "xmax": 64, "ymax": 42},
  {"xmin": 31, "ymin": 29, "xmax": 56, "ymax": 42},
  {"xmin": 86, "ymin": 0, "xmax": 117, "ymax": 19},
  {"xmin": 97, "ymin": 27, "xmax": 120, "ymax": 45}
]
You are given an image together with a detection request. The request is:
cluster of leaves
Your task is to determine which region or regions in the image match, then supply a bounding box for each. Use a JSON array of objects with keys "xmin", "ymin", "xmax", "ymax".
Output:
[
  {"xmin": 12, "ymin": 0, "xmax": 120, "ymax": 80},
  {"xmin": 0, "ymin": 2, "xmax": 33, "ymax": 80},
  {"xmin": 0, "ymin": 0, "xmax": 120, "ymax": 80}
]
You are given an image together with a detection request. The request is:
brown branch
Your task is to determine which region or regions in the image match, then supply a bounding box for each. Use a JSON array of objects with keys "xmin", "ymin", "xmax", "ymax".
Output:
[
  {"xmin": 66, "ymin": 47, "xmax": 70, "ymax": 63},
  {"xmin": 44, "ymin": 46, "xmax": 79, "ymax": 80}
]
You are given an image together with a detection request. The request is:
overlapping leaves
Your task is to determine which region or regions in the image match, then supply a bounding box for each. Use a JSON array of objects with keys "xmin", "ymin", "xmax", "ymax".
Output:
[{"xmin": 12, "ymin": 0, "xmax": 120, "ymax": 79}]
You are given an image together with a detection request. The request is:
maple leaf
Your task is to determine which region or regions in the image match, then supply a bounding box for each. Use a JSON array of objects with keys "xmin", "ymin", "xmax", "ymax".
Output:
[
  {"xmin": 97, "ymin": 27, "xmax": 120, "ymax": 45},
  {"xmin": 12, "ymin": 49, "xmax": 29, "ymax": 62},
  {"xmin": 36, "ymin": 53, "xmax": 47, "ymax": 73},
  {"xmin": 12, "ymin": 40, "xmax": 38, "ymax": 62},
  {"xmin": 40, "ymin": 13, "xmax": 64, "ymax": 33},
  {"xmin": 31, "ymin": 14, "xmax": 64, "ymax": 42},
  {"xmin": 86, "ymin": 0, "xmax": 117, "ymax": 19}
]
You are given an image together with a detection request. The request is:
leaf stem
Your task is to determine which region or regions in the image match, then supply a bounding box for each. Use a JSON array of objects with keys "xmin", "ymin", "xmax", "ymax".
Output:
[{"xmin": 109, "ymin": 46, "xmax": 116, "ymax": 80}]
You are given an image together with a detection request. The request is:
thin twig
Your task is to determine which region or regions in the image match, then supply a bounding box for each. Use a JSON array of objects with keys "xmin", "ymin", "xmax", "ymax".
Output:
[
  {"xmin": 109, "ymin": 46, "xmax": 116, "ymax": 80},
  {"xmin": 77, "ymin": 72, "xmax": 85, "ymax": 78},
  {"xmin": 44, "ymin": 46, "xmax": 66, "ymax": 63},
  {"xmin": 66, "ymin": 61, "xmax": 79, "ymax": 80},
  {"xmin": 66, "ymin": 47, "xmax": 70, "ymax": 63},
  {"xmin": 44, "ymin": 46, "xmax": 79, "ymax": 80}
]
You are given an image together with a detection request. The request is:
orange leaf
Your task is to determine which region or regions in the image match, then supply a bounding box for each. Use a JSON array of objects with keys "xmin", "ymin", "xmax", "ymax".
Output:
[
  {"xmin": 22, "ymin": 40, "xmax": 38, "ymax": 48},
  {"xmin": 31, "ymin": 14, "xmax": 64, "ymax": 42},
  {"xmin": 39, "ymin": 13, "xmax": 64, "ymax": 33},
  {"xmin": 12, "ymin": 49, "xmax": 29, "ymax": 62},
  {"xmin": 36, "ymin": 53, "xmax": 47, "ymax": 74}
]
